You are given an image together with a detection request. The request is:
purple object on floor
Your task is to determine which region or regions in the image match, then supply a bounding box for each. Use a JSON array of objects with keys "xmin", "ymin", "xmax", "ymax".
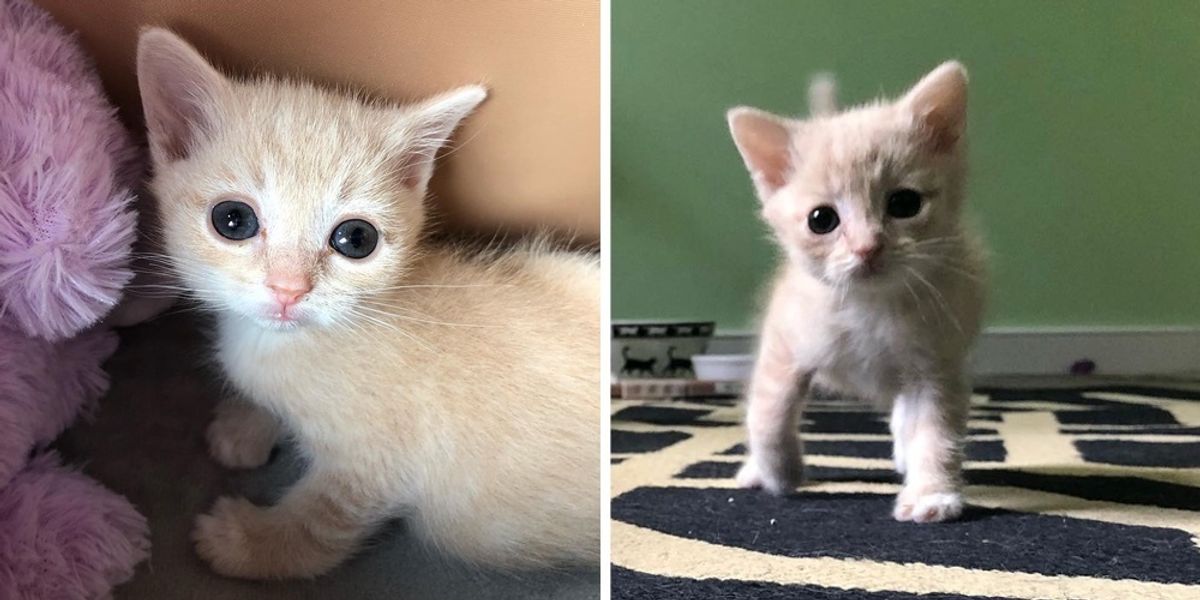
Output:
[
  {"xmin": 1070, "ymin": 359, "xmax": 1097, "ymax": 376},
  {"xmin": 0, "ymin": 0, "xmax": 149, "ymax": 597},
  {"xmin": 0, "ymin": 452, "xmax": 150, "ymax": 600},
  {"xmin": 0, "ymin": 322, "xmax": 117, "ymax": 488}
]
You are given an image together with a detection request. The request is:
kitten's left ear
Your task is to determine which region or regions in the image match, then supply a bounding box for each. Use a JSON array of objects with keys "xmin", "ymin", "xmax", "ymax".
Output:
[
  {"xmin": 391, "ymin": 85, "xmax": 488, "ymax": 189},
  {"xmin": 901, "ymin": 61, "xmax": 968, "ymax": 152}
]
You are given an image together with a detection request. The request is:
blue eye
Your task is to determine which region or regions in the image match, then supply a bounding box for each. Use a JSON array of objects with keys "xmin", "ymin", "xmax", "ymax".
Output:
[
  {"xmin": 330, "ymin": 219, "xmax": 378, "ymax": 259},
  {"xmin": 211, "ymin": 200, "xmax": 259, "ymax": 240}
]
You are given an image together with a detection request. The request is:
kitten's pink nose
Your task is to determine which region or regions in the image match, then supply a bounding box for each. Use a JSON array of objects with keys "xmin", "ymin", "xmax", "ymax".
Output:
[
  {"xmin": 267, "ymin": 274, "xmax": 312, "ymax": 307},
  {"xmin": 853, "ymin": 243, "xmax": 883, "ymax": 263}
]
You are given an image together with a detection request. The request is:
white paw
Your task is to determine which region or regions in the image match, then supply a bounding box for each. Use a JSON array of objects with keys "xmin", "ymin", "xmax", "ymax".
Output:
[
  {"xmin": 735, "ymin": 461, "xmax": 764, "ymax": 488},
  {"xmin": 894, "ymin": 489, "xmax": 963, "ymax": 523},
  {"xmin": 193, "ymin": 495, "xmax": 347, "ymax": 579},
  {"xmin": 735, "ymin": 457, "xmax": 801, "ymax": 496},
  {"xmin": 206, "ymin": 404, "xmax": 278, "ymax": 469},
  {"xmin": 193, "ymin": 496, "xmax": 262, "ymax": 578}
]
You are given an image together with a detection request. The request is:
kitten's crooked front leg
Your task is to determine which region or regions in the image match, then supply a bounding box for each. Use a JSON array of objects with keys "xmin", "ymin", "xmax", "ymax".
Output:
[
  {"xmin": 193, "ymin": 469, "xmax": 388, "ymax": 579},
  {"xmin": 206, "ymin": 397, "xmax": 282, "ymax": 469},
  {"xmin": 891, "ymin": 382, "xmax": 969, "ymax": 523},
  {"xmin": 736, "ymin": 331, "xmax": 808, "ymax": 496}
]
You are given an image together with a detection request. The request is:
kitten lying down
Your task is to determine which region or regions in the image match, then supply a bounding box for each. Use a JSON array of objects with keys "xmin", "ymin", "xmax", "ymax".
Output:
[
  {"xmin": 728, "ymin": 62, "xmax": 987, "ymax": 523},
  {"xmin": 137, "ymin": 29, "xmax": 599, "ymax": 578}
]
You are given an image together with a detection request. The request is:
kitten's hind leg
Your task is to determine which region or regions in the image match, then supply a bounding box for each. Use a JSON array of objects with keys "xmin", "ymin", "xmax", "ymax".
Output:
[
  {"xmin": 193, "ymin": 469, "xmax": 387, "ymax": 579},
  {"xmin": 207, "ymin": 397, "xmax": 282, "ymax": 469},
  {"xmin": 736, "ymin": 329, "xmax": 808, "ymax": 495},
  {"xmin": 891, "ymin": 381, "xmax": 969, "ymax": 523}
]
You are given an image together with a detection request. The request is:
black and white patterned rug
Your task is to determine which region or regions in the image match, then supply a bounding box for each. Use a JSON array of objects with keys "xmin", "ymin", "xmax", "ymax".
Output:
[{"xmin": 611, "ymin": 385, "xmax": 1200, "ymax": 599}]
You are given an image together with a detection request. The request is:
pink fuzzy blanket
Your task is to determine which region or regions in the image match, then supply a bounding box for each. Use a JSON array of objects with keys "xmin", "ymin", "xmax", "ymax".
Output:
[{"xmin": 0, "ymin": 0, "xmax": 150, "ymax": 597}]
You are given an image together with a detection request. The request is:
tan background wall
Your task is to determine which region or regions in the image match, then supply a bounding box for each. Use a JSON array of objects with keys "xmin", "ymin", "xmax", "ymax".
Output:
[{"xmin": 34, "ymin": 0, "xmax": 600, "ymax": 240}]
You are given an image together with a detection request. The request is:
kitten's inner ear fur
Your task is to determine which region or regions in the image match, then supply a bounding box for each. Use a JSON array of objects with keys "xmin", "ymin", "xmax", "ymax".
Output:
[
  {"xmin": 902, "ymin": 61, "xmax": 968, "ymax": 153},
  {"xmin": 391, "ymin": 86, "xmax": 488, "ymax": 190},
  {"xmin": 727, "ymin": 107, "xmax": 794, "ymax": 199},
  {"xmin": 137, "ymin": 28, "xmax": 230, "ymax": 163}
]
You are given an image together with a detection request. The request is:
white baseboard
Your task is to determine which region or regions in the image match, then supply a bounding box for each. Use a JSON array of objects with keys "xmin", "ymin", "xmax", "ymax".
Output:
[
  {"xmin": 708, "ymin": 327, "xmax": 1200, "ymax": 377},
  {"xmin": 970, "ymin": 327, "xmax": 1200, "ymax": 377}
]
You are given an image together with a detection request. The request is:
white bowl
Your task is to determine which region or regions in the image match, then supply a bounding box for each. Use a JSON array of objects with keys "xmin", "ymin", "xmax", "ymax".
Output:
[{"xmin": 691, "ymin": 353, "xmax": 755, "ymax": 382}]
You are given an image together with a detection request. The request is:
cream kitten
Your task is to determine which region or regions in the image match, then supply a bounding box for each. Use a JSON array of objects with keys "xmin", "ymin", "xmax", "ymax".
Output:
[
  {"xmin": 727, "ymin": 62, "xmax": 987, "ymax": 523},
  {"xmin": 136, "ymin": 28, "xmax": 599, "ymax": 578}
]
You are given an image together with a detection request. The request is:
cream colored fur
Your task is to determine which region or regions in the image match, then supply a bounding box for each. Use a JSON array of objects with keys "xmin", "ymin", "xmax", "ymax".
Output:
[
  {"xmin": 136, "ymin": 28, "xmax": 599, "ymax": 578},
  {"xmin": 727, "ymin": 62, "xmax": 987, "ymax": 523}
]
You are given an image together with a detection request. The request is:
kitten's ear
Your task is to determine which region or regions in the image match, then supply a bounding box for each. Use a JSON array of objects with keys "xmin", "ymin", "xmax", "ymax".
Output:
[
  {"xmin": 901, "ymin": 61, "xmax": 968, "ymax": 152},
  {"xmin": 727, "ymin": 107, "xmax": 794, "ymax": 199},
  {"xmin": 391, "ymin": 85, "xmax": 488, "ymax": 189},
  {"xmin": 137, "ymin": 28, "xmax": 230, "ymax": 163}
]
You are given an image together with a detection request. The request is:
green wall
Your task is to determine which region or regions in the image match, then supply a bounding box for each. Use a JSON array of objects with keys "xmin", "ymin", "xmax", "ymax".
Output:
[{"xmin": 613, "ymin": 0, "xmax": 1200, "ymax": 330}]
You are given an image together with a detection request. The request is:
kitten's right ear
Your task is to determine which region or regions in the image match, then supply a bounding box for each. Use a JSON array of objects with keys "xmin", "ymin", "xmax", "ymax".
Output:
[
  {"xmin": 137, "ymin": 28, "xmax": 229, "ymax": 163},
  {"xmin": 727, "ymin": 107, "xmax": 794, "ymax": 199}
]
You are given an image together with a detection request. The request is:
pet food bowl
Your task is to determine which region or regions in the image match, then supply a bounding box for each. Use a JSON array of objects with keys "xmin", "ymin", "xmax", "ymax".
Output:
[
  {"xmin": 691, "ymin": 353, "xmax": 755, "ymax": 382},
  {"xmin": 611, "ymin": 320, "xmax": 715, "ymax": 379}
]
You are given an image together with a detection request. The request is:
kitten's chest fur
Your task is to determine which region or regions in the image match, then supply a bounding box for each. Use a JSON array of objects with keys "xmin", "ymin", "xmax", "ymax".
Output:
[
  {"xmin": 816, "ymin": 301, "xmax": 922, "ymax": 401},
  {"xmin": 775, "ymin": 260, "xmax": 984, "ymax": 403},
  {"xmin": 213, "ymin": 318, "xmax": 379, "ymax": 449}
]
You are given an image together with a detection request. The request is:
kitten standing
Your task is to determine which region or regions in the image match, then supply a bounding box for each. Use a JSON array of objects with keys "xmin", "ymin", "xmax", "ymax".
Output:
[
  {"xmin": 137, "ymin": 29, "xmax": 599, "ymax": 578},
  {"xmin": 727, "ymin": 62, "xmax": 987, "ymax": 522}
]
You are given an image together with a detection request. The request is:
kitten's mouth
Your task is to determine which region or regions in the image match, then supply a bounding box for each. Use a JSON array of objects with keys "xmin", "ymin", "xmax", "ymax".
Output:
[
  {"xmin": 257, "ymin": 306, "xmax": 308, "ymax": 329},
  {"xmin": 260, "ymin": 317, "xmax": 305, "ymax": 331},
  {"xmin": 851, "ymin": 258, "xmax": 887, "ymax": 279}
]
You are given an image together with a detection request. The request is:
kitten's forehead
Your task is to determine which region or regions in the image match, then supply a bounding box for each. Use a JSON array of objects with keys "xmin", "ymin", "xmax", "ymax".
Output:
[
  {"xmin": 228, "ymin": 82, "xmax": 389, "ymax": 170},
  {"xmin": 196, "ymin": 82, "xmax": 403, "ymax": 218},
  {"xmin": 793, "ymin": 104, "xmax": 918, "ymax": 190}
]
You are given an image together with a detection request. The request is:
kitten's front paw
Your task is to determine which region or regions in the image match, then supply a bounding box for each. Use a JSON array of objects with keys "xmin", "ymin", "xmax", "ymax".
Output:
[
  {"xmin": 193, "ymin": 496, "xmax": 267, "ymax": 578},
  {"xmin": 735, "ymin": 456, "xmax": 803, "ymax": 496},
  {"xmin": 206, "ymin": 403, "xmax": 278, "ymax": 469},
  {"xmin": 194, "ymin": 495, "xmax": 350, "ymax": 579},
  {"xmin": 893, "ymin": 487, "xmax": 963, "ymax": 523}
]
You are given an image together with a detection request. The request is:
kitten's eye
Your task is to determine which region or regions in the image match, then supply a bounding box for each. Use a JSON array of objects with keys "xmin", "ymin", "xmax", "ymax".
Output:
[
  {"xmin": 807, "ymin": 206, "xmax": 840, "ymax": 234},
  {"xmin": 886, "ymin": 189, "xmax": 923, "ymax": 219},
  {"xmin": 211, "ymin": 200, "xmax": 259, "ymax": 240},
  {"xmin": 330, "ymin": 219, "xmax": 379, "ymax": 259}
]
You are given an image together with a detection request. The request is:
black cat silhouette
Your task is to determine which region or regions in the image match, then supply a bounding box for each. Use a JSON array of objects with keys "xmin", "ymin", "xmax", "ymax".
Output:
[
  {"xmin": 662, "ymin": 346, "xmax": 694, "ymax": 377},
  {"xmin": 620, "ymin": 346, "xmax": 657, "ymax": 376}
]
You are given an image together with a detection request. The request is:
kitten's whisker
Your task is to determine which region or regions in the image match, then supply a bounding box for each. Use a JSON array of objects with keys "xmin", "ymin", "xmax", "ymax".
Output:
[
  {"xmin": 909, "ymin": 234, "xmax": 968, "ymax": 246},
  {"xmin": 370, "ymin": 283, "xmax": 509, "ymax": 291},
  {"xmin": 900, "ymin": 278, "xmax": 930, "ymax": 325},
  {"xmin": 355, "ymin": 299, "xmax": 448, "ymax": 319},
  {"xmin": 904, "ymin": 266, "xmax": 963, "ymax": 334},
  {"xmin": 355, "ymin": 302, "xmax": 501, "ymax": 329},
  {"xmin": 347, "ymin": 308, "xmax": 437, "ymax": 353},
  {"xmin": 905, "ymin": 254, "xmax": 986, "ymax": 283},
  {"xmin": 125, "ymin": 283, "xmax": 196, "ymax": 291}
]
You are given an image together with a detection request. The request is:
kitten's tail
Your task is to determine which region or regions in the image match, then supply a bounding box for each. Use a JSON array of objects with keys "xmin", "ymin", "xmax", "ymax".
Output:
[{"xmin": 808, "ymin": 72, "xmax": 838, "ymax": 117}]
